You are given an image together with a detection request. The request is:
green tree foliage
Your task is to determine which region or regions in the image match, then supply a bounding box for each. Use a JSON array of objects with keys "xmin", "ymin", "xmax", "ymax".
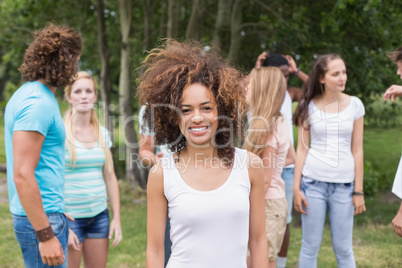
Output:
[{"xmin": 1, "ymin": 0, "xmax": 402, "ymax": 186}]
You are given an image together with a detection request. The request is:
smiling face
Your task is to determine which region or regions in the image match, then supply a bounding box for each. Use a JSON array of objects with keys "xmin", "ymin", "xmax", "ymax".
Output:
[
  {"xmin": 67, "ymin": 78, "xmax": 97, "ymax": 112},
  {"xmin": 320, "ymin": 58, "xmax": 347, "ymax": 92},
  {"xmin": 179, "ymin": 83, "xmax": 218, "ymax": 148}
]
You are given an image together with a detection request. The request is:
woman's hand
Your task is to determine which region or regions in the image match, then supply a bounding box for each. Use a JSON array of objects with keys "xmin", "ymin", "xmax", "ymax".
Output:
[
  {"xmin": 109, "ymin": 218, "xmax": 123, "ymax": 247},
  {"xmin": 68, "ymin": 229, "xmax": 80, "ymax": 251},
  {"xmin": 293, "ymin": 189, "xmax": 308, "ymax": 214},
  {"xmin": 384, "ymin": 85, "xmax": 402, "ymax": 102},
  {"xmin": 353, "ymin": 195, "xmax": 366, "ymax": 215}
]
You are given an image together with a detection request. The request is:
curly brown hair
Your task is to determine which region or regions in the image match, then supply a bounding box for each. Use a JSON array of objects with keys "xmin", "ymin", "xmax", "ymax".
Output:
[
  {"xmin": 137, "ymin": 40, "xmax": 246, "ymax": 165},
  {"xmin": 19, "ymin": 23, "xmax": 82, "ymax": 88}
]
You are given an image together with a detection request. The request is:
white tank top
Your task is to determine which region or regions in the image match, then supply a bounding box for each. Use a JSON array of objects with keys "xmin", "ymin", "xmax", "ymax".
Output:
[{"xmin": 163, "ymin": 147, "xmax": 250, "ymax": 268}]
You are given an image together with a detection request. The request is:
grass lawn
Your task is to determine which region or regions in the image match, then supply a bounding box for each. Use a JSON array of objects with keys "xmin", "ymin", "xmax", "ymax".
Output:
[
  {"xmin": 0, "ymin": 109, "xmax": 401, "ymax": 266},
  {"xmin": 0, "ymin": 191, "xmax": 401, "ymax": 267}
]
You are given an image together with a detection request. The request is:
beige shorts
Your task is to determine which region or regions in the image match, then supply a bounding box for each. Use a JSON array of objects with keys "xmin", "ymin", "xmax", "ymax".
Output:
[{"xmin": 265, "ymin": 198, "xmax": 288, "ymax": 261}]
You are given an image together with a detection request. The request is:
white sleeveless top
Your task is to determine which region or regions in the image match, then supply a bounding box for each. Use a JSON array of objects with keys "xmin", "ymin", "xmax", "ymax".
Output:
[{"xmin": 162, "ymin": 148, "xmax": 250, "ymax": 268}]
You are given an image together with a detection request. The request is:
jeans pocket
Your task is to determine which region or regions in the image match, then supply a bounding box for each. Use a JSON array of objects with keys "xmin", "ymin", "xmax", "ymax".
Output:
[
  {"xmin": 12, "ymin": 216, "xmax": 36, "ymax": 247},
  {"xmin": 48, "ymin": 213, "xmax": 67, "ymax": 240},
  {"xmin": 301, "ymin": 176, "xmax": 316, "ymax": 191}
]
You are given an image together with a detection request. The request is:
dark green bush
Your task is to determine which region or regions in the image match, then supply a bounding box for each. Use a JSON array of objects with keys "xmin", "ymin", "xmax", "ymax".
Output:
[
  {"xmin": 364, "ymin": 160, "xmax": 380, "ymax": 196},
  {"xmin": 365, "ymin": 94, "xmax": 402, "ymax": 128}
]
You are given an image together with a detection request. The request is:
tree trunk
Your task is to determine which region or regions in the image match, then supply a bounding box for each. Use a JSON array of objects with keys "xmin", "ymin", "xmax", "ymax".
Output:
[
  {"xmin": 118, "ymin": 0, "xmax": 145, "ymax": 189},
  {"xmin": 185, "ymin": 0, "xmax": 203, "ymax": 40},
  {"xmin": 142, "ymin": 0, "xmax": 152, "ymax": 50},
  {"xmin": 167, "ymin": 0, "xmax": 179, "ymax": 38},
  {"xmin": 213, "ymin": 0, "xmax": 233, "ymax": 54},
  {"xmin": 159, "ymin": 0, "xmax": 168, "ymax": 37},
  {"xmin": 95, "ymin": 0, "xmax": 113, "ymax": 139},
  {"xmin": 227, "ymin": 0, "xmax": 243, "ymax": 64}
]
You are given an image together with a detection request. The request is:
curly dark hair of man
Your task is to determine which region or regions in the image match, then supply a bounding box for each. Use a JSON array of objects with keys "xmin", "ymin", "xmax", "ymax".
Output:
[
  {"xmin": 137, "ymin": 40, "xmax": 246, "ymax": 166},
  {"xmin": 19, "ymin": 23, "xmax": 83, "ymax": 88}
]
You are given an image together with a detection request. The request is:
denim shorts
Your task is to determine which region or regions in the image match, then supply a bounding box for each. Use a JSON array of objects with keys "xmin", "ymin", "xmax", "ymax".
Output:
[
  {"xmin": 68, "ymin": 209, "xmax": 110, "ymax": 244},
  {"xmin": 12, "ymin": 212, "xmax": 68, "ymax": 268}
]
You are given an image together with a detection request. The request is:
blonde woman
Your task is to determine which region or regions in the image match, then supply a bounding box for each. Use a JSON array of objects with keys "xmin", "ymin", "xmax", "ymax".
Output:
[
  {"xmin": 64, "ymin": 71, "xmax": 122, "ymax": 267},
  {"xmin": 243, "ymin": 67, "xmax": 295, "ymax": 267}
]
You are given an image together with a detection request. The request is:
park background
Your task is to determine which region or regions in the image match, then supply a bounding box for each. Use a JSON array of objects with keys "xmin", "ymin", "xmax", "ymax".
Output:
[{"xmin": 0, "ymin": 0, "xmax": 401, "ymax": 267}]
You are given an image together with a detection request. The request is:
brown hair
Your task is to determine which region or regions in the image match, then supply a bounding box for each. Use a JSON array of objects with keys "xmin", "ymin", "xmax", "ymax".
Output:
[
  {"xmin": 137, "ymin": 40, "xmax": 246, "ymax": 166},
  {"xmin": 387, "ymin": 46, "xmax": 402, "ymax": 63},
  {"xmin": 19, "ymin": 23, "xmax": 82, "ymax": 88},
  {"xmin": 243, "ymin": 67, "xmax": 287, "ymax": 157},
  {"xmin": 293, "ymin": 54, "xmax": 343, "ymax": 128}
]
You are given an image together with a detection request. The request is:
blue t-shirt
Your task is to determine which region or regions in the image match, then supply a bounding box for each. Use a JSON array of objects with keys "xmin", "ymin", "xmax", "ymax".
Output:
[{"xmin": 5, "ymin": 81, "xmax": 66, "ymax": 216}]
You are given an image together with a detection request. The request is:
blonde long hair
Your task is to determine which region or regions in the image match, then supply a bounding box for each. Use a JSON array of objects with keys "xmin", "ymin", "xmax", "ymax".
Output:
[
  {"xmin": 243, "ymin": 67, "xmax": 287, "ymax": 157},
  {"xmin": 63, "ymin": 71, "xmax": 113, "ymax": 171}
]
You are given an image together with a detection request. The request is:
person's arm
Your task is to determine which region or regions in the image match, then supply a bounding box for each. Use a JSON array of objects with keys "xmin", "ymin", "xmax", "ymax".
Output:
[
  {"xmin": 351, "ymin": 116, "xmax": 366, "ymax": 215},
  {"xmin": 261, "ymin": 145, "xmax": 276, "ymax": 192},
  {"xmin": 103, "ymin": 156, "xmax": 123, "ymax": 247},
  {"xmin": 287, "ymin": 87, "xmax": 303, "ymax": 103},
  {"xmin": 13, "ymin": 131, "xmax": 65, "ymax": 266},
  {"xmin": 284, "ymin": 55, "xmax": 309, "ymax": 83},
  {"xmin": 392, "ymin": 202, "xmax": 402, "ymax": 237},
  {"xmin": 139, "ymin": 134, "xmax": 163, "ymax": 167},
  {"xmin": 285, "ymin": 140, "xmax": 296, "ymax": 166},
  {"xmin": 247, "ymin": 152, "xmax": 269, "ymax": 268},
  {"xmin": 384, "ymin": 85, "xmax": 402, "ymax": 102},
  {"xmin": 293, "ymin": 126, "xmax": 310, "ymax": 214},
  {"xmin": 254, "ymin": 51, "xmax": 268, "ymax": 69},
  {"xmin": 146, "ymin": 163, "xmax": 167, "ymax": 268}
]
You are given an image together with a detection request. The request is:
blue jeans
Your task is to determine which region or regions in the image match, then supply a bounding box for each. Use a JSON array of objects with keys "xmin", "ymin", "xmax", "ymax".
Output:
[
  {"xmin": 68, "ymin": 209, "xmax": 109, "ymax": 244},
  {"xmin": 282, "ymin": 167, "xmax": 295, "ymax": 224},
  {"xmin": 299, "ymin": 177, "xmax": 355, "ymax": 268},
  {"xmin": 12, "ymin": 212, "xmax": 69, "ymax": 268}
]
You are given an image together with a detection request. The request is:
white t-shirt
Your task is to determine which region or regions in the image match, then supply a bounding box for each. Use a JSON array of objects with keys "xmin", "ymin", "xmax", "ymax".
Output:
[
  {"xmin": 392, "ymin": 156, "xmax": 402, "ymax": 199},
  {"xmin": 302, "ymin": 96, "xmax": 365, "ymax": 183},
  {"xmin": 163, "ymin": 148, "xmax": 250, "ymax": 268},
  {"xmin": 280, "ymin": 91, "xmax": 295, "ymax": 168},
  {"xmin": 280, "ymin": 91, "xmax": 294, "ymax": 145}
]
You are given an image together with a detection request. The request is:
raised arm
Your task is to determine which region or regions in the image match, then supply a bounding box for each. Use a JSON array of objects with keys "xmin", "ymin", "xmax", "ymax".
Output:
[
  {"xmin": 293, "ymin": 126, "xmax": 310, "ymax": 214},
  {"xmin": 247, "ymin": 152, "xmax": 269, "ymax": 268},
  {"xmin": 146, "ymin": 164, "xmax": 168, "ymax": 268},
  {"xmin": 255, "ymin": 51, "xmax": 268, "ymax": 69},
  {"xmin": 139, "ymin": 134, "xmax": 163, "ymax": 167},
  {"xmin": 285, "ymin": 55, "xmax": 309, "ymax": 83},
  {"xmin": 384, "ymin": 84, "xmax": 402, "ymax": 102},
  {"xmin": 351, "ymin": 116, "xmax": 366, "ymax": 215},
  {"xmin": 13, "ymin": 131, "xmax": 65, "ymax": 266}
]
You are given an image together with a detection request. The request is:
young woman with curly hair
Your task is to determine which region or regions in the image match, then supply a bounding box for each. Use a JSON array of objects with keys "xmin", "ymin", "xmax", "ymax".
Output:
[
  {"xmin": 5, "ymin": 24, "xmax": 82, "ymax": 267},
  {"xmin": 63, "ymin": 71, "xmax": 122, "ymax": 267},
  {"xmin": 138, "ymin": 40, "xmax": 268, "ymax": 268},
  {"xmin": 243, "ymin": 67, "xmax": 295, "ymax": 268},
  {"xmin": 293, "ymin": 54, "xmax": 365, "ymax": 268}
]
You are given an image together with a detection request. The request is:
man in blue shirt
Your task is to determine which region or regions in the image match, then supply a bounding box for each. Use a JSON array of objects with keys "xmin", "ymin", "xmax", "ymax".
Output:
[{"xmin": 5, "ymin": 24, "xmax": 82, "ymax": 267}]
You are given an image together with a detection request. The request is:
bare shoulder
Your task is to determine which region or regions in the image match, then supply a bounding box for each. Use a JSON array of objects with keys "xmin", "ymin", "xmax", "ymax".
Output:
[
  {"xmin": 147, "ymin": 161, "xmax": 164, "ymax": 192},
  {"xmin": 246, "ymin": 152, "xmax": 264, "ymax": 183}
]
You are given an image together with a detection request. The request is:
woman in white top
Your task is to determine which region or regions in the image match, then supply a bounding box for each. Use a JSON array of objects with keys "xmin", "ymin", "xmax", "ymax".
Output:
[
  {"xmin": 64, "ymin": 71, "xmax": 122, "ymax": 267},
  {"xmin": 138, "ymin": 40, "xmax": 268, "ymax": 268},
  {"xmin": 293, "ymin": 54, "xmax": 366, "ymax": 268}
]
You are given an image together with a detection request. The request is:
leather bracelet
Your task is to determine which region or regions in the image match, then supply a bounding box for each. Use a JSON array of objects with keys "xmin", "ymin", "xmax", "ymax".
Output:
[
  {"xmin": 35, "ymin": 225, "xmax": 55, "ymax": 242},
  {"xmin": 352, "ymin": 191, "xmax": 364, "ymax": 196},
  {"xmin": 293, "ymin": 67, "xmax": 300, "ymax": 77}
]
